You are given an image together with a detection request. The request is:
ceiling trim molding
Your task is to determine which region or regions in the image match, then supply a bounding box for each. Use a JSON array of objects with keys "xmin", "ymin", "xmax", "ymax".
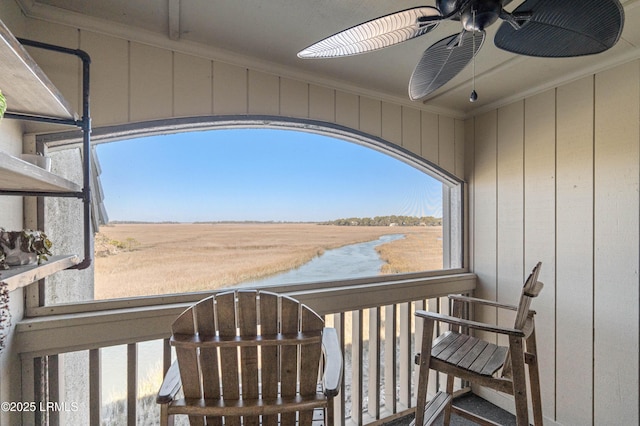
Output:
[
  {"xmin": 467, "ymin": 43, "xmax": 640, "ymax": 117},
  {"xmin": 14, "ymin": 0, "xmax": 466, "ymax": 119}
]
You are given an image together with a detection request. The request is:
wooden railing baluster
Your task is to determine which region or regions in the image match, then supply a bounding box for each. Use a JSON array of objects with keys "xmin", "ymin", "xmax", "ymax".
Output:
[
  {"xmin": 350, "ymin": 310, "xmax": 363, "ymax": 425},
  {"xmin": 383, "ymin": 304, "xmax": 397, "ymax": 415},
  {"xmin": 126, "ymin": 343, "xmax": 137, "ymax": 426},
  {"xmin": 426, "ymin": 297, "xmax": 441, "ymax": 397},
  {"xmin": 399, "ymin": 302, "xmax": 412, "ymax": 410},
  {"xmin": 162, "ymin": 338, "xmax": 172, "ymax": 376},
  {"xmin": 367, "ymin": 307, "xmax": 381, "ymax": 421},
  {"xmin": 334, "ymin": 312, "xmax": 346, "ymax": 426},
  {"xmin": 48, "ymin": 354, "xmax": 60, "ymax": 426},
  {"xmin": 89, "ymin": 349, "xmax": 101, "ymax": 426}
]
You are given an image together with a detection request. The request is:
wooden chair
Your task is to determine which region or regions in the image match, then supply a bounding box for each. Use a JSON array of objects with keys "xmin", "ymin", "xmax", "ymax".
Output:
[
  {"xmin": 413, "ymin": 262, "xmax": 544, "ymax": 426},
  {"xmin": 156, "ymin": 289, "xmax": 343, "ymax": 426}
]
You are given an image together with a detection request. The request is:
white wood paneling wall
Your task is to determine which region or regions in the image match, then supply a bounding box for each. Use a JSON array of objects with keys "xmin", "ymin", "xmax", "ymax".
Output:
[
  {"xmin": 593, "ymin": 61, "xmax": 639, "ymax": 424},
  {"xmin": 555, "ymin": 76, "xmax": 594, "ymax": 426},
  {"xmin": 15, "ymin": 20, "xmax": 465, "ymax": 180},
  {"xmin": 467, "ymin": 62, "xmax": 640, "ymax": 425}
]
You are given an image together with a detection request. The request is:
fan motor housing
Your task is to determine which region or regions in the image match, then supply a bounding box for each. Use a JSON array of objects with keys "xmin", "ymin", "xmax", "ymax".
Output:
[
  {"xmin": 436, "ymin": 0, "xmax": 460, "ymax": 16},
  {"xmin": 461, "ymin": 0, "xmax": 503, "ymax": 31}
]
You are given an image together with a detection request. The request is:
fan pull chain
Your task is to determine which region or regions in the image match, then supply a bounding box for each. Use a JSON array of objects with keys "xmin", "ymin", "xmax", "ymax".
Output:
[{"xmin": 470, "ymin": 9, "xmax": 478, "ymax": 103}]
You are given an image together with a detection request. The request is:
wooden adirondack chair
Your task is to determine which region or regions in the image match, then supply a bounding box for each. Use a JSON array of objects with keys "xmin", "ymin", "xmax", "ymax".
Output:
[
  {"xmin": 413, "ymin": 262, "xmax": 544, "ymax": 426},
  {"xmin": 156, "ymin": 289, "xmax": 343, "ymax": 426}
]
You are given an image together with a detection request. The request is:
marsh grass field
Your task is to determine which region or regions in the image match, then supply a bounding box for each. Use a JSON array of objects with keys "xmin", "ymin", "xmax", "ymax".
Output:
[{"xmin": 94, "ymin": 223, "xmax": 443, "ymax": 299}]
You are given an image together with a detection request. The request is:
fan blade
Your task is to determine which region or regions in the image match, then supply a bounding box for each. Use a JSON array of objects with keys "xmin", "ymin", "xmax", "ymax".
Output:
[
  {"xmin": 495, "ymin": 0, "xmax": 624, "ymax": 57},
  {"xmin": 297, "ymin": 7, "xmax": 441, "ymax": 58},
  {"xmin": 409, "ymin": 30, "xmax": 485, "ymax": 101}
]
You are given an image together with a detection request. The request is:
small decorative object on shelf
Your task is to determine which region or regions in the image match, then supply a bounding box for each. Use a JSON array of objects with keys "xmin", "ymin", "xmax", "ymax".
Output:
[
  {"xmin": 0, "ymin": 228, "xmax": 53, "ymax": 270},
  {"xmin": 0, "ymin": 89, "xmax": 6, "ymax": 120}
]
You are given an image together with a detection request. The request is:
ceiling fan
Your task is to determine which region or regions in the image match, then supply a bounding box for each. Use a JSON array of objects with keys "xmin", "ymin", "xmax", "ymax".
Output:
[{"xmin": 297, "ymin": 0, "xmax": 625, "ymax": 102}]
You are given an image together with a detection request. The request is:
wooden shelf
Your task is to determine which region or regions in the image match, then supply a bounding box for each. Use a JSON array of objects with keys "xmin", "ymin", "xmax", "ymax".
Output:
[
  {"xmin": 0, "ymin": 19, "xmax": 78, "ymax": 121},
  {"xmin": 0, "ymin": 255, "xmax": 81, "ymax": 292},
  {"xmin": 0, "ymin": 20, "xmax": 91, "ymax": 286},
  {"xmin": 0, "ymin": 151, "xmax": 82, "ymax": 193}
]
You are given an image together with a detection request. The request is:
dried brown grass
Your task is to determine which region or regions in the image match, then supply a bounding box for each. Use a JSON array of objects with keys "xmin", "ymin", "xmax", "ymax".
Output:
[
  {"xmin": 94, "ymin": 223, "xmax": 442, "ymax": 300},
  {"xmin": 376, "ymin": 227, "xmax": 443, "ymax": 273}
]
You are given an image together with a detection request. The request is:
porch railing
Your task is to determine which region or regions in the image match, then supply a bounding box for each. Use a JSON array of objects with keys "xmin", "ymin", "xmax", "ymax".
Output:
[{"xmin": 15, "ymin": 270, "xmax": 475, "ymax": 425}]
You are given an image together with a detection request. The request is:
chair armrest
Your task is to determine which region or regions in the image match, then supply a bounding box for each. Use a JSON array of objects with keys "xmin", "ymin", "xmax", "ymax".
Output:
[
  {"xmin": 321, "ymin": 327, "xmax": 343, "ymax": 397},
  {"xmin": 448, "ymin": 295, "xmax": 518, "ymax": 311},
  {"xmin": 156, "ymin": 361, "xmax": 182, "ymax": 404},
  {"xmin": 415, "ymin": 310, "xmax": 524, "ymax": 337},
  {"xmin": 448, "ymin": 295, "xmax": 536, "ymax": 316}
]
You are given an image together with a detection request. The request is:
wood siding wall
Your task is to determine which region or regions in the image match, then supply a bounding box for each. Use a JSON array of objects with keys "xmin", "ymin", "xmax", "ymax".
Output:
[
  {"xmin": 465, "ymin": 62, "xmax": 640, "ymax": 425},
  {"xmin": 17, "ymin": 19, "xmax": 465, "ymax": 180}
]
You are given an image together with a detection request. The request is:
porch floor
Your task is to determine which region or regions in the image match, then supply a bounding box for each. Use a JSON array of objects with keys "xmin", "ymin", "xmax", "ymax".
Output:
[{"xmin": 384, "ymin": 393, "xmax": 516, "ymax": 425}]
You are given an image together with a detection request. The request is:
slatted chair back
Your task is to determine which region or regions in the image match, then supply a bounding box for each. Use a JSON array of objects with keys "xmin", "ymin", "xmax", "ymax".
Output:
[
  {"xmin": 513, "ymin": 261, "xmax": 543, "ymax": 331},
  {"xmin": 171, "ymin": 289, "xmax": 325, "ymax": 426}
]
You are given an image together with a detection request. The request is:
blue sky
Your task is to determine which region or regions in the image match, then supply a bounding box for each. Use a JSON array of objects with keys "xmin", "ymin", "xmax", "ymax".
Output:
[{"xmin": 95, "ymin": 129, "xmax": 442, "ymax": 222}]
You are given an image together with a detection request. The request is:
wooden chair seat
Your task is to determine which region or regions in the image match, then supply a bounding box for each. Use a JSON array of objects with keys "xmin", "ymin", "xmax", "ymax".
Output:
[
  {"xmin": 157, "ymin": 290, "xmax": 343, "ymax": 426},
  {"xmin": 431, "ymin": 331, "xmax": 508, "ymax": 377}
]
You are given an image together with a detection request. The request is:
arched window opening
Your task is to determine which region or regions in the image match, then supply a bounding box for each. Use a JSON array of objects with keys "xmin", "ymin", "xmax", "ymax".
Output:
[{"xmin": 86, "ymin": 125, "xmax": 462, "ymax": 300}]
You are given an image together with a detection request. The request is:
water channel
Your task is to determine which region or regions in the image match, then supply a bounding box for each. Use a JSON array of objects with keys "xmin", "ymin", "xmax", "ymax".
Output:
[
  {"xmin": 100, "ymin": 233, "xmax": 406, "ymax": 406},
  {"xmin": 239, "ymin": 233, "xmax": 404, "ymax": 287}
]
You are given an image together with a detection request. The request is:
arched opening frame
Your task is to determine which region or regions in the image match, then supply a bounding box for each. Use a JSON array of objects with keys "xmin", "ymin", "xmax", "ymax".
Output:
[{"xmin": 37, "ymin": 115, "xmax": 466, "ymax": 303}]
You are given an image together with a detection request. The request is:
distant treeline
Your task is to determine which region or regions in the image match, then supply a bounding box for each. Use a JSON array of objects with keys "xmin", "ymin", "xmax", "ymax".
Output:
[
  {"xmin": 320, "ymin": 216, "xmax": 442, "ymax": 227},
  {"xmin": 107, "ymin": 217, "xmax": 442, "ymax": 226}
]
